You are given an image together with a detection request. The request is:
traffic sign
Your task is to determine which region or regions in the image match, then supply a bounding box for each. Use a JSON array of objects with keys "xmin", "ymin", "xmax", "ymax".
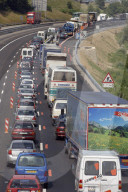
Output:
[{"xmin": 102, "ymin": 73, "xmax": 114, "ymax": 88}]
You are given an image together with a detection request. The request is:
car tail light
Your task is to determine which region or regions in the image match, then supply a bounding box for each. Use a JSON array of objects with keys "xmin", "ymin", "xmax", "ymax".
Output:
[
  {"xmin": 33, "ymin": 85, "xmax": 34, "ymax": 88},
  {"xmin": 33, "ymin": 149, "xmax": 36, "ymax": 152},
  {"xmin": 16, "ymin": 116, "xmax": 20, "ymax": 120},
  {"xmin": 32, "ymin": 116, "xmax": 36, "ymax": 120},
  {"xmin": 30, "ymin": 131, "xmax": 35, "ymax": 135},
  {"xmin": 53, "ymin": 116, "xmax": 58, "ymax": 119},
  {"xmin": 18, "ymin": 104, "xmax": 20, "ymax": 108},
  {"xmin": 56, "ymin": 128, "xmax": 60, "ymax": 132},
  {"xmin": 79, "ymin": 180, "xmax": 83, "ymax": 189},
  {"xmin": 118, "ymin": 180, "xmax": 122, "ymax": 190},
  {"xmin": 8, "ymin": 150, "xmax": 12, "ymax": 155},
  {"xmin": 44, "ymin": 171, "xmax": 48, "ymax": 177}
]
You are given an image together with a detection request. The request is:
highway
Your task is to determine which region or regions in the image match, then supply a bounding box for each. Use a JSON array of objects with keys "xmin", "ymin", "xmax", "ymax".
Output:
[{"xmin": 0, "ymin": 22, "xmax": 128, "ymax": 192}]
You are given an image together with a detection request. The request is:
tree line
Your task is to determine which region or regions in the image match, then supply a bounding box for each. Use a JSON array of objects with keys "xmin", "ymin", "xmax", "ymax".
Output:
[{"xmin": 0, "ymin": 0, "xmax": 33, "ymax": 13}]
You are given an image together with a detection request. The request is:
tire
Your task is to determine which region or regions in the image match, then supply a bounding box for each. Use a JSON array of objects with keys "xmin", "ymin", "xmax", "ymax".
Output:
[{"xmin": 44, "ymin": 182, "xmax": 48, "ymax": 189}]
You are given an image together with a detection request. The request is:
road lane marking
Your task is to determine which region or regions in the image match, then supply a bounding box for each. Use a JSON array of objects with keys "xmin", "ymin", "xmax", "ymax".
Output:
[
  {"xmin": 11, "ymin": 60, "xmax": 13, "ymax": 62},
  {"xmin": 5, "ymin": 76, "xmax": 7, "ymax": 79},
  {"xmin": 40, "ymin": 143, "xmax": 43, "ymax": 151},
  {"xmin": 16, "ymin": 52, "xmax": 18, "ymax": 54},
  {"xmin": 0, "ymin": 99, "xmax": 1, "ymax": 103},
  {"xmin": 1, "ymin": 90, "xmax": 4, "ymax": 94},
  {"xmin": 9, "ymin": 65, "xmax": 11, "ymax": 67},
  {"xmin": 39, "ymin": 125, "xmax": 41, "ymax": 131},
  {"xmin": 37, "ymin": 111, "xmax": 40, "ymax": 116},
  {"xmin": 43, "ymin": 189, "xmax": 46, "ymax": 192},
  {"xmin": 13, "ymin": 55, "xmax": 16, "ymax": 58},
  {"xmin": 3, "ymin": 82, "xmax": 5, "ymax": 86}
]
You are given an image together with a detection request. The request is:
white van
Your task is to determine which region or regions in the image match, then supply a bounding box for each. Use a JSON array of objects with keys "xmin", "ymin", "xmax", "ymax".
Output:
[
  {"xmin": 52, "ymin": 99, "xmax": 67, "ymax": 125},
  {"xmin": 37, "ymin": 31, "xmax": 47, "ymax": 41},
  {"xmin": 21, "ymin": 48, "xmax": 34, "ymax": 59},
  {"xmin": 75, "ymin": 150, "xmax": 122, "ymax": 192}
]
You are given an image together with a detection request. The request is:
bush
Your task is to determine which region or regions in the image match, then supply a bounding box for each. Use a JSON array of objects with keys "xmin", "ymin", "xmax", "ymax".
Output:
[{"xmin": 47, "ymin": 5, "xmax": 52, "ymax": 12}]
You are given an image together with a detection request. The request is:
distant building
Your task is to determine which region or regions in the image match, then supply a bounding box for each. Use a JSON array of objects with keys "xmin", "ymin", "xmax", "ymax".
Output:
[{"xmin": 32, "ymin": 0, "xmax": 47, "ymax": 11}]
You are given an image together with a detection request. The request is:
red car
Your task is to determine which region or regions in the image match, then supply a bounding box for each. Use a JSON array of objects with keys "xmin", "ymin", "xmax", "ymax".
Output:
[
  {"xmin": 12, "ymin": 121, "xmax": 36, "ymax": 140},
  {"xmin": 6, "ymin": 175, "xmax": 42, "ymax": 192},
  {"xmin": 55, "ymin": 121, "xmax": 65, "ymax": 140}
]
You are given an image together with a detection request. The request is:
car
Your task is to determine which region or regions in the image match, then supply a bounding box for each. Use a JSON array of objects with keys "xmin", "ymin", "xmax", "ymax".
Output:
[
  {"xmin": 15, "ymin": 152, "xmax": 48, "ymax": 187},
  {"xmin": 20, "ymin": 62, "xmax": 32, "ymax": 69},
  {"xmin": 20, "ymin": 79, "xmax": 35, "ymax": 89},
  {"xmin": 17, "ymin": 95, "xmax": 37, "ymax": 104},
  {"xmin": 60, "ymin": 31, "xmax": 68, "ymax": 39},
  {"xmin": 6, "ymin": 175, "xmax": 43, "ymax": 192},
  {"xmin": 20, "ymin": 73, "xmax": 33, "ymax": 79},
  {"xmin": 55, "ymin": 120, "xmax": 66, "ymax": 140},
  {"xmin": 7, "ymin": 140, "xmax": 36, "ymax": 165},
  {"xmin": 17, "ymin": 89, "xmax": 36, "ymax": 98},
  {"xmin": 15, "ymin": 109, "xmax": 37, "ymax": 126},
  {"xmin": 17, "ymin": 84, "xmax": 35, "ymax": 94},
  {"xmin": 11, "ymin": 121, "xmax": 36, "ymax": 140},
  {"xmin": 17, "ymin": 100, "xmax": 36, "ymax": 111},
  {"xmin": 18, "ymin": 68, "xmax": 32, "ymax": 74}
]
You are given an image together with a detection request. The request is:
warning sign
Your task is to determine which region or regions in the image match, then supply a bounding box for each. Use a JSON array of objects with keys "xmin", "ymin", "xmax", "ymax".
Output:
[{"xmin": 102, "ymin": 73, "xmax": 114, "ymax": 88}]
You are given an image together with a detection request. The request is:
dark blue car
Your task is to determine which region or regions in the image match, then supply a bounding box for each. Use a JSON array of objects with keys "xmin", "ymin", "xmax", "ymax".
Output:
[{"xmin": 15, "ymin": 152, "xmax": 48, "ymax": 187}]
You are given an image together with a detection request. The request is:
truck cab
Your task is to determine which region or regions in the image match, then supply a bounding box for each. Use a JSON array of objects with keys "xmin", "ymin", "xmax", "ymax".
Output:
[{"xmin": 75, "ymin": 150, "xmax": 122, "ymax": 192}]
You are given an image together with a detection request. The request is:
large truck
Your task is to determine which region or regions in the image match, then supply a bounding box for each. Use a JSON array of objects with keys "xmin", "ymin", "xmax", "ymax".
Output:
[
  {"xmin": 79, "ymin": 13, "xmax": 90, "ymax": 27},
  {"xmin": 88, "ymin": 12, "xmax": 97, "ymax": 25},
  {"xmin": 62, "ymin": 21, "xmax": 78, "ymax": 35},
  {"xmin": 65, "ymin": 91, "xmax": 128, "ymax": 170},
  {"xmin": 47, "ymin": 66, "xmax": 77, "ymax": 107},
  {"xmin": 41, "ymin": 44, "xmax": 61, "ymax": 75},
  {"xmin": 26, "ymin": 12, "xmax": 41, "ymax": 24},
  {"xmin": 44, "ymin": 52, "xmax": 67, "ymax": 99}
]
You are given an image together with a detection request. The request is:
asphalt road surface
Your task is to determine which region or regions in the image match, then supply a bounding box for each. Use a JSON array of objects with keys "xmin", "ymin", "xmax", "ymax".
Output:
[{"xmin": 0, "ymin": 24, "xmax": 127, "ymax": 192}]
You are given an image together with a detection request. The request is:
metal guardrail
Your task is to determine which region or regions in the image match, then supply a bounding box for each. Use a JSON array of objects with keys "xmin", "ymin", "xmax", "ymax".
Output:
[{"xmin": 75, "ymin": 19, "xmax": 127, "ymax": 92}]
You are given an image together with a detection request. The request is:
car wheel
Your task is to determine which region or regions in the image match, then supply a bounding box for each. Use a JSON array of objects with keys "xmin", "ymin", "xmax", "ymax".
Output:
[{"xmin": 44, "ymin": 182, "xmax": 48, "ymax": 189}]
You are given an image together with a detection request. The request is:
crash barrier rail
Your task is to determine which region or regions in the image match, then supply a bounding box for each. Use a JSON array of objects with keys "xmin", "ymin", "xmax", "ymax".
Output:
[{"xmin": 75, "ymin": 19, "xmax": 127, "ymax": 92}]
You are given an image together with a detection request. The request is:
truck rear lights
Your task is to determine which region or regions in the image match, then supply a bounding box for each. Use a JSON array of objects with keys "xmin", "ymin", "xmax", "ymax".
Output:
[
  {"xmin": 8, "ymin": 150, "xmax": 12, "ymax": 155},
  {"xmin": 16, "ymin": 116, "xmax": 20, "ymax": 120},
  {"xmin": 32, "ymin": 116, "xmax": 36, "ymax": 121},
  {"xmin": 79, "ymin": 180, "xmax": 83, "ymax": 189}
]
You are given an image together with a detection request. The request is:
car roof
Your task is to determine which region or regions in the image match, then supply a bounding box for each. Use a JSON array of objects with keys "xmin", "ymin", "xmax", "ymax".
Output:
[
  {"xmin": 12, "ymin": 175, "xmax": 37, "ymax": 179},
  {"xmin": 11, "ymin": 140, "xmax": 34, "ymax": 144},
  {"xmin": 18, "ymin": 152, "xmax": 45, "ymax": 157}
]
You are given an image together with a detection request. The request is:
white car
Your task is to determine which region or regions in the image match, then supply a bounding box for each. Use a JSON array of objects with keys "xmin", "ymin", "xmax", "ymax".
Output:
[{"xmin": 20, "ymin": 79, "xmax": 35, "ymax": 89}]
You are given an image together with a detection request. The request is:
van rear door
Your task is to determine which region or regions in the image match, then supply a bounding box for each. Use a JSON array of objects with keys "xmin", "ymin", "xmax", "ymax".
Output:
[
  {"xmin": 83, "ymin": 158, "xmax": 101, "ymax": 192},
  {"xmin": 100, "ymin": 159, "xmax": 120, "ymax": 192}
]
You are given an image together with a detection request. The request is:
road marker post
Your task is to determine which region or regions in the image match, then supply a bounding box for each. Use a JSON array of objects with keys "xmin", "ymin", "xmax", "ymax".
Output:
[
  {"xmin": 10, "ymin": 97, "xmax": 13, "ymax": 109},
  {"xmin": 17, "ymin": 61, "xmax": 19, "ymax": 68},
  {"xmin": 5, "ymin": 118, "xmax": 9, "ymax": 133},
  {"xmin": 15, "ymin": 71, "xmax": 17, "ymax": 80},
  {"xmin": 12, "ymin": 82, "xmax": 15, "ymax": 91}
]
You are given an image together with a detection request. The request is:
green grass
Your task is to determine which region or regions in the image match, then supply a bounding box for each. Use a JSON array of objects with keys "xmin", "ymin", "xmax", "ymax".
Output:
[{"xmin": 88, "ymin": 132, "xmax": 128, "ymax": 154}]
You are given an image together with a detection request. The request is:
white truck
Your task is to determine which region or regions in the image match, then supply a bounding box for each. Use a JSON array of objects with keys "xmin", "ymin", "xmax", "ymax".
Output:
[
  {"xmin": 44, "ymin": 52, "xmax": 67, "ymax": 99},
  {"xmin": 47, "ymin": 66, "xmax": 77, "ymax": 107},
  {"xmin": 20, "ymin": 48, "xmax": 34, "ymax": 60},
  {"xmin": 37, "ymin": 31, "xmax": 47, "ymax": 41}
]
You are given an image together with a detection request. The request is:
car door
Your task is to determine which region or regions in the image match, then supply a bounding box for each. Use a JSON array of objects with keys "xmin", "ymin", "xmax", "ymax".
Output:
[
  {"xmin": 100, "ymin": 159, "xmax": 119, "ymax": 192},
  {"xmin": 83, "ymin": 157, "xmax": 101, "ymax": 192}
]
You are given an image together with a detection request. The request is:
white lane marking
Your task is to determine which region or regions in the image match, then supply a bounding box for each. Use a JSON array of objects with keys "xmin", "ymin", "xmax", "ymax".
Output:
[
  {"xmin": 13, "ymin": 56, "xmax": 16, "ymax": 58},
  {"xmin": 3, "ymin": 82, "xmax": 5, "ymax": 86},
  {"xmin": 37, "ymin": 111, "xmax": 40, "ymax": 116},
  {"xmin": 11, "ymin": 60, "xmax": 13, "ymax": 63},
  {"xmin": 19, "ymin": 48, "xmax": 21, "ymax": 50},
  {"xmin": 40, "ymin": 143, "xmax": 43, "ymax": 151},
  {"xmin": 7, "ymin": 70, "xmax": 9, "ymax": 73},
  {"xmin": 33, "ymin": 72, "xmax": 35, "ymax": 74},
  {"xmin": 0, "ymin": 99, "xmax": 1, "ymax": 103},
  {"xmin": 43, "ymin": 189, "xmax": 46, "ymax": 192},
  {"xmin": 1, "ymin": 90, "xmax": 4, "ymax": 94},
  {"xmin": 33, "ymin": 78, "xmax": 35, "ymax": 80},
  {"xmin": 0, "ymin": 32, "xmax": 36, "ymax": 52},
  {"xmin": 9, "ymin": 65, "xmax": 11, "ymax": 67},
  {"xmin": 16, "ymin": 52, "xmax": 18, "ymax": 54},
  {"xmin": 5, "ymin": 76, "xmax": 7, "ymax": 79},
  {"xmin": 39, "ymin": 125, "xmax": 41, "ymax": 131}
]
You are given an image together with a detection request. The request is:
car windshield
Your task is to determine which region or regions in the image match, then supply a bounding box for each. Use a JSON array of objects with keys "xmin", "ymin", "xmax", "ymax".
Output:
[
  {"xmin": 12, "ymin": 142, "xmax": 33, "ymax": 149},
  {"xmin": 18, "ymin": 155, "xmax": 45, "ymax": 167},
  {"xmin": 20, "ymin": 102, "xmax": 34, "ymax": 106},
  {"xmin": 14, "ymin": 123, "xmax": 33, "ymax": 129},
  {"xmin": 10, "ymin": 179, "xmax": 37, "ymax": 188},
  {"xmin": 18, "ymin": 110, "xmax": 34, "ymax": 116},
  {"xmin": 56, "ymin": 103, "xmax": 67, "ymax": 109},
  {"xmin": 59, "ymin": 122, "xmax": 65, "ymax": 127}
]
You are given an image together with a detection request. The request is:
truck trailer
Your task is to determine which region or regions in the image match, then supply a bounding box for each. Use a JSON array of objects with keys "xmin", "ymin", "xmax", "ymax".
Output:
[{"xmin": 65, "ymin": 91, "xmax": 128, "ymax": 170}]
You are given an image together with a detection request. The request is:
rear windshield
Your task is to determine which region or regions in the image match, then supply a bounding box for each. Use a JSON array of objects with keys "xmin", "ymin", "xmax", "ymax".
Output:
[
  {"xmin": 20, "ymin": 102, "xmax": 34, "ymax": 106},
  {"xmin": 10, "ymin": 179, "xmax": 37, "ymax": 188},
  {"xmin": 22, "ymin": 81, "xmax": 32, "ymax": 84},
  {"xmin": 85, "ymin": 161, "xmax": 99, "ymax": 175},
  {"xmin": 23, "ymin": 51, "xmax": 27, "ymax": 55},
  {"xmin": 20, "ymin": 90, "xmax": 33, "ymax": 93},
  {"xmin": 21, "ymin": 72, "xmax": 31, "ymax": 76},
  {"xmin": 12, "ymin": 142, "xmax": 33, "ymax": 149},
  {"xmin": 18, "ymin": 110, "xmax": 34, "ymax": 116},
  {"xmin": 14, "ymin": 123, "xmax": 33, "ymax": 129},
  {"xmin": 28, "ymin": 51, "xmax": 32, "ymax": 56},
  {"xmin": 56, "ymin": 103, "xmax": 67, "ymax": 109},
  {"xmin": 19, "ymin": 85, "xmax": 32, "ymax": 89},
  {"xmin": 59, "ymin": 122, "xmax": 65, "ymax": 127},
  {"xmin": 102, "ymin": 161, "xmax": 117, "ymax": 176},
  {"xmin": 18, "ymin": 155, "xmax": 45, "ymax": 167}
]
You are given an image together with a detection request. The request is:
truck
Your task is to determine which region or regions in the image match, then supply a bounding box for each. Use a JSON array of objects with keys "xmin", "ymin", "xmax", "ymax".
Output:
[
  {"xmin": 44, "ymin": 52, "xmax": 67, "ymax": 99},
  {"xmin": 47, "ymin": 66, "xmax": 77, "ymax": 107},
  {"xmin": 62, "ymin": 21, "xmax": 78, "ymax": 35},
  {"xmin": 65, "ymin": 91, "xmax": 128, "ymax": 170},
  {"xmin": 88, "ymin": 12, "xmax": 97, "ymax": 25},
  {"xmin": 26, "ymin": 12, "xmax": 41, "ymax": 24},
  {"xmin": 37, "ymin": 31, "xmax": 47, "ymax": 42},
  {"xmin": 41, "ymin": 44, "xmax": 61, "ymax": 75},
  {"xmin": 79, "ymin": 13, "xmax": 90, "ymax": 27}
]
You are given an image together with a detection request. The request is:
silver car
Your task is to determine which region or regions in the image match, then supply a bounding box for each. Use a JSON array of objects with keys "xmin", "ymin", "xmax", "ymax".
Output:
[
  {"xmin": 17, "ymin": 85, "xmax": 35, "ymax": 94},
  {"xmin": 7, "ymin": 140, "xmax": 36, "ymax": 165},
  {"xmin": 18, "ymin": 89, "xmax": 36, "ymax": 98},
  {"xmin": 17, "ymin": 100, "xmax": 36, "ymax": 111},
  {"xmin": 15, "ymin": 109, "xmax": 37, "ymax": 125},
  {"xmin": 20, "ymin": 79, "xmax": 35, "ymax": 89}
]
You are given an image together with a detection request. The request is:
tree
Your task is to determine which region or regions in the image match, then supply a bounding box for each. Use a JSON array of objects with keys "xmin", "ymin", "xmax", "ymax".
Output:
[
  {"xmin": 67, "ymin": 1, "xmax": 73, "ymax": 9},
  {"xmin": 87, "ymin": 4, "xmax": 95, "ymax": 12},
  {"xmin": 106, "ymin": 2, "xmax": 123, "ymax": 16},
  {"xmin": 7, "ymin": 0, "xmax": 32, "ymax": 13},
  {"xmin": 95, "ymin": 0, "xmax": 105, "ymax": 9}
]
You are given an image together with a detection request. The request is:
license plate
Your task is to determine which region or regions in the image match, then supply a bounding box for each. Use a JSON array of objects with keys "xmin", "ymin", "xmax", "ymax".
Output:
[
  {"xmin": 88, "ymin": 187, "xmax": 95, "ymax": 192},
  {"xmin": 26, "ymin": 170, "xmax": 37, "ymax": 173},
  {"xmin": 20, "ymin": 132, "xmax": 27, "ymax": 134}
]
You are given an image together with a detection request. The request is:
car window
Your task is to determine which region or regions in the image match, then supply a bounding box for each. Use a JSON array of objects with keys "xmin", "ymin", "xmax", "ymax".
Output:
[
  {"xmin": 10, "ymin": 179, "xmax": 37, "ymax": 188},
  {"xmin": 20, "ymin": 90, "xmax": 33, "ymax": 93},
  {"xmin": 23, "ymin": 51, "xmax": 27, "ymax": 55},
  {"xmin": 18, "ymin": 155, "xmax": 45, "ymax": 167},
  {"xmin": 22, "ymin": 81, "xmax": 32, "ymax": 84},
  {"xmin": 28, "ymin": 51, "xmax": 32, "ymax": 56},
  {"xmin": 12, "ymin": 142, "xmax": 33, "ymax": 149},
  {"xmin": 59, "ymin": 122, "xmax": 65, "ymax": 127},
  {"xmin": 18, "ymin": 110, "xmax": 34, "ymax": 116},
  {"xmin": 102, "ymin": 161, "xmax": 117, "ymax": 176},
  {"xmin": 56, "ymin": 103, "xmax": 67, "ymax": 109},
  {"xmin": 20, "ymin": 102, "xmax": 34, "ymax": 106},
  {"xmin": 14, "ymin": 123, "xmax": 33, "ymax": 129},
  {"xmin": 85, "ymin": 161, "xmax": 99, "ymax": 175}
]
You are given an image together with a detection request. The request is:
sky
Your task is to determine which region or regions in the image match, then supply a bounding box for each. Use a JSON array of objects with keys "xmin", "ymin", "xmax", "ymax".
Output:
[{"xmin": 89, "ymin": 108, "xmax": 128, "ymax": 129}]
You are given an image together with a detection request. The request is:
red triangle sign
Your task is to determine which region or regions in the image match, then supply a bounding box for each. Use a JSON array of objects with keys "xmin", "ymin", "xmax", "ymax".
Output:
[{"xmin": 102, "ymin": 73, "xmax": 114, "ymax": 83}]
